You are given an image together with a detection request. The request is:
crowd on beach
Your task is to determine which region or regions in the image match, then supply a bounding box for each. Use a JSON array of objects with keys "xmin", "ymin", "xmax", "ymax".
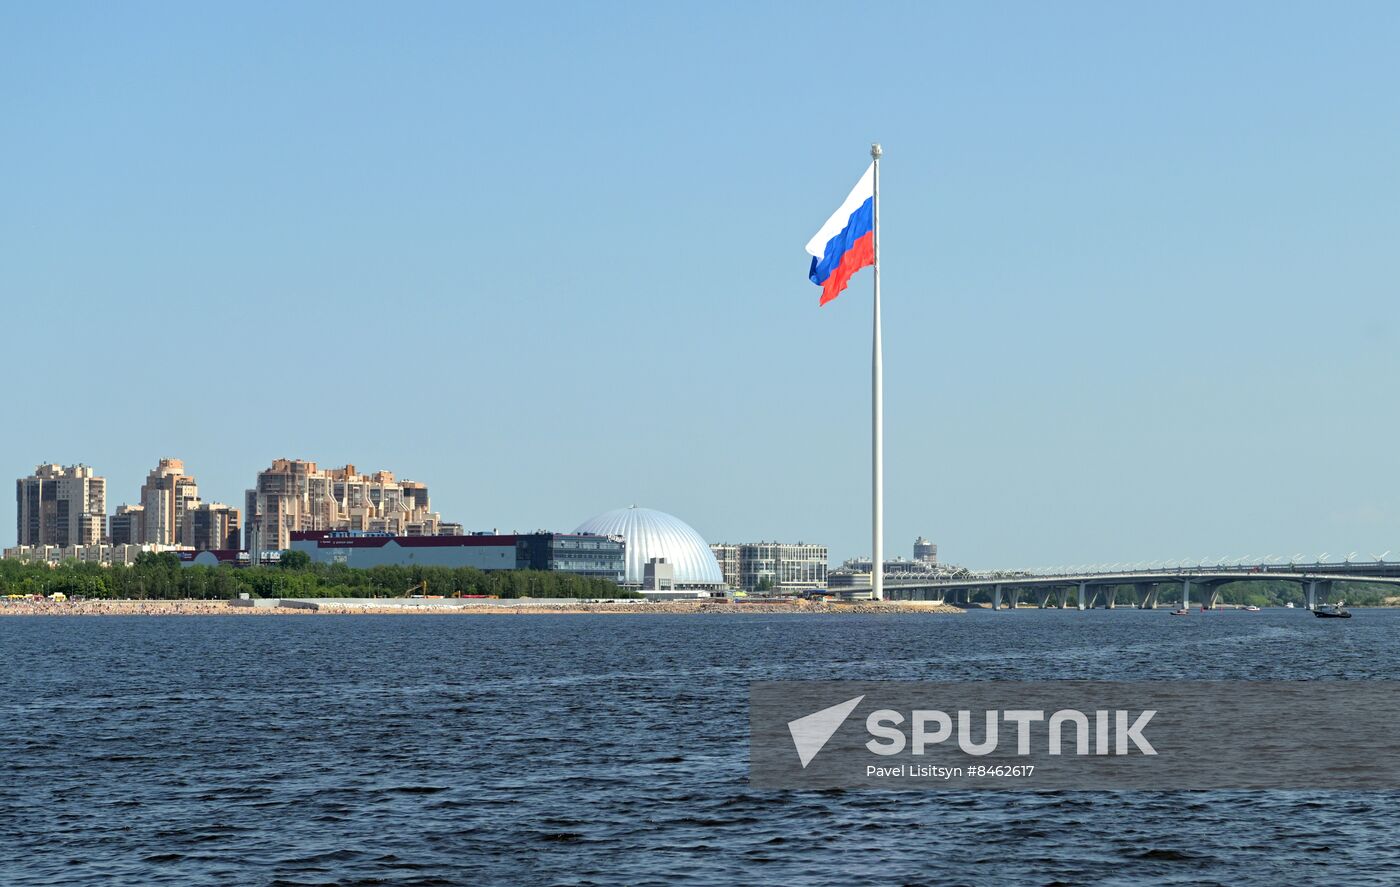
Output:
[{"xmin": 0, "ymin": 598, "xmax": 302, "ymax": 617}]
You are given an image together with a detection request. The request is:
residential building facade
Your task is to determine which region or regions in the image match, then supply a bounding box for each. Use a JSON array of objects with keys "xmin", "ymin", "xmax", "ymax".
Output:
[
  {"xmin": 108, "ymin": 504, "xmax": 145, "ymax": 545},
  {"xmin": 3, "ymin": 542, "xmax": 182, "ymax": 567},
  {"xmin": 245, "ymin": 460, "xmax": 450, "ymax": 551},
  {"xmin": 709, "ymin": 541, "xmax": 829, "ymax": 592},
  {"xmin": 139, "ymin": 458, "xmax": 199, "ymax": 546},
  {"xmin": 184, "ymin": 502, "xmax": 241, "ymax": 551},
  {"xmin": 15, "ymin": 464, "xmax": 107, "ymax": 547},
  {"xmin": 711, "ymin": 544, "xmax": 740, "ymax": 590}
]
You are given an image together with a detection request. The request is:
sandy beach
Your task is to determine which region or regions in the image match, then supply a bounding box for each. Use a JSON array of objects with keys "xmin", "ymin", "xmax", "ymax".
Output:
[{"xmin": 0, "ymin": 598, "xmax": 963, "ymax": 617}]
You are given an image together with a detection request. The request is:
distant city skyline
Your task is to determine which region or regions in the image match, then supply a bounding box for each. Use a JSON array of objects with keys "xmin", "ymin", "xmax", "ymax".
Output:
[
  {"xmin": 12, "ymin": 455, "xmax": 939, "ymax": 570},
  {"xmin": 4, "ymin": 3, "xmax": 1399, "ymax": 567}
]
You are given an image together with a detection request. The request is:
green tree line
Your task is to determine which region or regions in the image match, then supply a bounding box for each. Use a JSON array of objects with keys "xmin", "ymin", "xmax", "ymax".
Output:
[{"xmin": 0, "ymin": 552, "xmax": 636, "ymax": 600}]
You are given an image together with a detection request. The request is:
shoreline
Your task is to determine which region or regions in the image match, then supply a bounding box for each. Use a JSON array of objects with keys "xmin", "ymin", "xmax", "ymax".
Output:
[{"xmin": 0, "ymin": 598, "xmax": 965, "ymax": 617}]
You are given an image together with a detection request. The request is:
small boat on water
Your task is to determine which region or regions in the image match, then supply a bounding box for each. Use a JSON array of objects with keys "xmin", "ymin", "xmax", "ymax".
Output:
[
  {"xmin": 1285, "ymin": 602, "xmax": 1296, "ymax": 608},
  {"xmin": 1170, "ymin": 609, "xmax": 1190, "ymax": 616},
  {"xmin": 1314, "ymin": 602, "xmax": 1352, "ymax": 619},
  {"xmin": 1244, "ymin": 605, "xmax": 1261, "ymax": 612}
]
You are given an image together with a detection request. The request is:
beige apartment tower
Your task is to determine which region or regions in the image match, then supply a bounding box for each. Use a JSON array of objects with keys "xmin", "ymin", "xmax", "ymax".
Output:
[
  {"xmin": 15, "ymin": 464, "xmax": 107, "ymax": 547},
  {"xmin": 139, "ymin": 458, "xmax": 200, "ymax": 546},
  {"xmin": 245, "ymin": 459, "xmax": 447, "ymax": 551},
  {"xmin": 184, "ymin": 502, "xmax": 241, "ymax": 551}
]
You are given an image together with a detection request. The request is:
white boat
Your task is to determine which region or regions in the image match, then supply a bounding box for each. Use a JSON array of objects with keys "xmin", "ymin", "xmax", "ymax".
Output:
[
  {"xmin": 1285, "ymin": 602, "xmax": 1295, "ymax": 608},
  {"xmin": 1244, "ymin": 605, "xmax": 1261, "ymax": 612}
]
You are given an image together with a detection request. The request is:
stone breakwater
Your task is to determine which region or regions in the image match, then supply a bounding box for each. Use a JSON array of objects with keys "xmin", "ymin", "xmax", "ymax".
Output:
[{"xmin": 0, "ymin": 598, "xmax": 963, "ymax": 617}]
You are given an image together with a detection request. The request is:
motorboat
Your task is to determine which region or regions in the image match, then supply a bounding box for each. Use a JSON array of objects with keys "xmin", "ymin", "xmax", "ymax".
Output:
[
  {"xmin": 1285, "ymin": 602, "xmax": 1296, "ymax": 608},
  {"xmin": 1314, "ymin": 602, "xmax": 1352, "ymax": 619},
  {"xmin": 1170, "ymin": 609, "xmax": 1190, "ymax": 616},
  {"xmin": 1244, "ymin": 605, "xmax": 1261, "ymax": 612}
]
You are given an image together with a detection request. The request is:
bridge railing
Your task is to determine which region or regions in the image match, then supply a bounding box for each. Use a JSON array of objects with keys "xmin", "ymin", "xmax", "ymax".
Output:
[{"xmin": 884, "ymin": 560, "xmax": 1400, "ymax": 586}]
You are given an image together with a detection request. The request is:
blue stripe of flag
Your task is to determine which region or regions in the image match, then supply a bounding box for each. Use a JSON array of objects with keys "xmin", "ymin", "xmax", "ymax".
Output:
[{"xmin": 808, "ymin": 196, "xmax": 874, "ymax": 286}]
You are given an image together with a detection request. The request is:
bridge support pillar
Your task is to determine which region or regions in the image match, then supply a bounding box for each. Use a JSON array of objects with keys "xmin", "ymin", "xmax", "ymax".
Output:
[
  {"xmin": 1037, "ymin": 588, "xmax": 1052, "ymax": 609},
  {"xmin": 1103, "ymin": 585, "xmax": 1117, "ymax": 609},
  {"xmin": 1182, "ymin": 579, "xmax": 1191, "ymax": 610},
  {"xmin": 1135, "ymin": 582, "xmax": 1156, "ymax": 609},
  {"xmin": 1305, "ymin": 580, "xmax": 1316, "ymax": 610},
  {"xmin": 1202, "ymin": 583, "xmax": 1223, "ymax": 610},
  {"xmin": 1057, "ymin": 587, "xmax": 1072, "ymax": 609},
  {"xmin": 993, "ymin": 584, "xmax": 1003, "ymax": 610},
  {"xmin": 1078, "ymin": 581, "xmax": 1087, "ymax": 611},
  {"xmin": 1305, "ymin": 580, "xmax": 1333, "ymax": 610},
  {"xmin": 1009, "ymin": 588, "xmax": 1022, "ymax": 609}
]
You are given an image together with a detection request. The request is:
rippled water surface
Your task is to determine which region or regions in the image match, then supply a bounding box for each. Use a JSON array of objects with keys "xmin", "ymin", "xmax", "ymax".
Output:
[{"xmin": 4, "ymin": 609, "xmax": 1400, "ymax": 885}]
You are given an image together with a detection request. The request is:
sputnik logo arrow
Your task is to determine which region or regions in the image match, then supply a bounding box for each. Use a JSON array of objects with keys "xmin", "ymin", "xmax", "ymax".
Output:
[{"xmin": 787, "ymin": 695, "xmax": 865, "ymax": 767}]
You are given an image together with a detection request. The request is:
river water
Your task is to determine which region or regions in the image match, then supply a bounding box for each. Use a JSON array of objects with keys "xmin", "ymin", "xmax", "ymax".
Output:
[{"xmin": 3, "ymin": 609, "xmax": 1398, "ymax": 885}]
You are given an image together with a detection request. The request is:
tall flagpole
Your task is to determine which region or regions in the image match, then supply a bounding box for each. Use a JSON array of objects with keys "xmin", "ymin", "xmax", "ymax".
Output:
[{"xmin": 871, "ymin": 142, "xmax": 884, "ymax": 601}]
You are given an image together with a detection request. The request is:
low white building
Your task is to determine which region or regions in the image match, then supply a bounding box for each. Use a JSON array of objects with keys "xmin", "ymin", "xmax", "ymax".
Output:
[
  {"xmin": 3, "ymin": 543, "xmax": 188, "ymax": 566},
  {"xmin": 709, "ymin": 541, "xmax": 829, "ymax": 592}
]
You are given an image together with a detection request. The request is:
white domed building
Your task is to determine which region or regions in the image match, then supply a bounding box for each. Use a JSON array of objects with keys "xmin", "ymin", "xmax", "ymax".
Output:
[{"xmin": 574, "ymin": 506, "xmax": 725, "ymax": 595}]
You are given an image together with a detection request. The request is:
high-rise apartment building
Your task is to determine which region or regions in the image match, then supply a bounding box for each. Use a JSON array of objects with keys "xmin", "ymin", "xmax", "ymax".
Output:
[
  {"xmin": 709, "ymin": 541, "xmax": 829, "ymax": 592},
  {"xmin": 15, "ymin": 464, "xmax": 107, "ymax": 546},
  {"xmin": 184, "ymin": 502, "xmax": 241, "ymax": 551},
  {"xmin": 245, "ymin": 459, "xmax": 449, "ymax": 551},
  {"xmin": 139, "ymin": 458, "xmax": 199, "ymax": 546},
  {"xmin": 109, "ymin": 504, "xmax": 145, "ymax": 545}
]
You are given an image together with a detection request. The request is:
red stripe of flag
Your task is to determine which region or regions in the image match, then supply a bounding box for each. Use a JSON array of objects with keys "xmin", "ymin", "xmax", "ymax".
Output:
[{"xmin": 819, "ymin": 231, "xmax": 874, "ymax": 306}]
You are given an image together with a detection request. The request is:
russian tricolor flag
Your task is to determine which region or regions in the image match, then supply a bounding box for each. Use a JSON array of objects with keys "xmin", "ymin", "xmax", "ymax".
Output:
[{"xmin": 805, "ymin": 163, "xmax": 874, "ymax": 306}]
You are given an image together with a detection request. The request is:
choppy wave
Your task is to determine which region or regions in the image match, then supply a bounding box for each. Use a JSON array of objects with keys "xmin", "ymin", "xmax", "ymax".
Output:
[{"xmin": 4, "ymin": 610, "xmax": 1400, "ymax": 884}]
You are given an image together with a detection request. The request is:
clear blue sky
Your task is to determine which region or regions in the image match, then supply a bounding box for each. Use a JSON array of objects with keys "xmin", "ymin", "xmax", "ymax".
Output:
[{"xmin": 3, "ymin": 2, "xmax": 1398, "ymax": 568}]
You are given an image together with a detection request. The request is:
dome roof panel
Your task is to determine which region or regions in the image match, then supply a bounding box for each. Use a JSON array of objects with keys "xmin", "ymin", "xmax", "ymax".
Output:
[{"xmin": 574, "ymin": 506, "xmax": 724, "ymax": 587}]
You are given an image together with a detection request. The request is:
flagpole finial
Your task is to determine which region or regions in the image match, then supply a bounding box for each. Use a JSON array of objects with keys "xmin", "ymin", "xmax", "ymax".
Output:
[{"xmin": 871, "ymin": 143, "xmax": 882, "ymax": 159}]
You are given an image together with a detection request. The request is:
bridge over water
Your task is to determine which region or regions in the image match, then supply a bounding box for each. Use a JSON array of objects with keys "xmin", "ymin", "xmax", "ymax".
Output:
[{"xmin": 879, "ymin": 560, "xmax": 1400, "ymax": 610}]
